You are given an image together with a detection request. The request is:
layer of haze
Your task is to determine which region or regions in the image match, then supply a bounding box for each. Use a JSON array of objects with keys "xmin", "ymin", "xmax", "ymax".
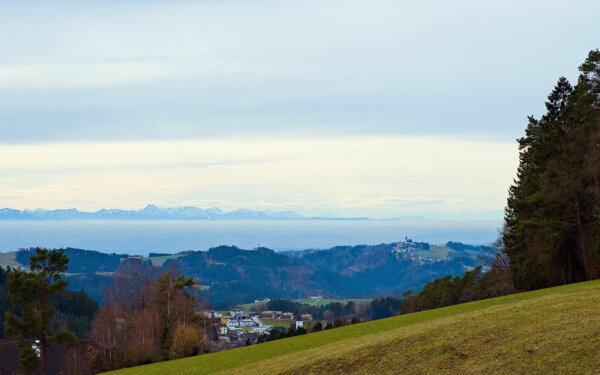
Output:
[
  {"xmin": 0, "ymin": 137, "xmax": 516, "ymax": 219},
  {"xmin": 1, "ymin": 0, "xmax": 598, "ymax": 219}
]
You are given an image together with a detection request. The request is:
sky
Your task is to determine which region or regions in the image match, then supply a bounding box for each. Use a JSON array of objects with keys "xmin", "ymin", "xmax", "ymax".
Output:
[{"xmin": 0, "ymin": 0, "xmax": 598, "ymax": 219}]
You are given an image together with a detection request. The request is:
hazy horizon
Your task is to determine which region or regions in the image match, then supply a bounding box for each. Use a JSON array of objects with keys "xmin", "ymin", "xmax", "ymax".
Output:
[{"xmin": 0, "ymin": 219, "xmax": 502, "ymax": 255}]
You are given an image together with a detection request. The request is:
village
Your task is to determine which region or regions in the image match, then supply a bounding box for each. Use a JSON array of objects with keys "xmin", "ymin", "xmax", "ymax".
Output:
[
  {"xmin": 203, "ymin": 306, "xmax": 314, "ymax": 347},
  {"xmin": 391, "ymin": 238, "xmax": 442, "ymax": 265}
]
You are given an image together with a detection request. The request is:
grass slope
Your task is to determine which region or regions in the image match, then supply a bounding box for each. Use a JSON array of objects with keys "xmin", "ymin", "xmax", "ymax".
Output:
[{"xmin": 105, "ymin": 280, "xmax": 600, "ymax": 375}]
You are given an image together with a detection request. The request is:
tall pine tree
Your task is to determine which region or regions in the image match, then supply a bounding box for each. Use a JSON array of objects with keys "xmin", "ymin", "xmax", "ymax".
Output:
[
  {"xmin": 504, "ymin": 50, "xmax": 600, "ymax": 290},
  {"xmin": 4, "ymin": 248, "xmax": 77, "ymax": 375}
]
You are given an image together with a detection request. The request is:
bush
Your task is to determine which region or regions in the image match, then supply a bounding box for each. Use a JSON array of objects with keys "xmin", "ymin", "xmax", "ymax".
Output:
[{"xmin": 170, "ymin": 324, "xmax": 203, "ymax": 359}]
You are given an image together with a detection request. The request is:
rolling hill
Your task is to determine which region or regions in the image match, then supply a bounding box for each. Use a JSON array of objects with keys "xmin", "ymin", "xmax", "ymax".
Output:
[
  {"xmin": 169, "ymin": 243, "xmax": 486, "ymax": 308},
  {"xmin": 104, "ymin": 280, "xmax": 600, "ymax": 374},
  {"xmin": 9, "ymin": 242, "xmax": 488, "ymax": 308}
]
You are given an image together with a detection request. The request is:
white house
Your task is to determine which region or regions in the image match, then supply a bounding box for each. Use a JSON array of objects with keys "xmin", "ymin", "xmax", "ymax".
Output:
[{"xmin": 233, "ymin": 308, "xmax": 244, "ymax": 316}]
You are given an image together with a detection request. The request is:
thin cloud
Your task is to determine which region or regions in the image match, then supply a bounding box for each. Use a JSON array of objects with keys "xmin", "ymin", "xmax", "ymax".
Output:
[{"xmin": 0, "ymin": 0, "xmax": 599, "ymax": 143}]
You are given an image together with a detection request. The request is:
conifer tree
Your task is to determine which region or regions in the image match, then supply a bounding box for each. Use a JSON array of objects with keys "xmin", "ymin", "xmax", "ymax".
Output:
[
  {"xmin": 4, "ymin": 248, "xmax": 77, "ymax": 375},
  {"xmin": 504, "ymin": 50, "xmax": 600, "ymax": 290}
]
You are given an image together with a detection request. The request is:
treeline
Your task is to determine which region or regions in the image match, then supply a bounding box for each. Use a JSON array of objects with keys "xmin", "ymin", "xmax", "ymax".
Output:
[
  {"xmin": 402, "ymin": 264, "xmax": 515, "ymax": 313},
  {"xmin": 17, "ymin": 247, "xmax": 125, "ymax": 274},
  {"xmin": 505, "ymin": 50, "xmax": 600, "ymax": 290},
  {"xmin": 264, "ymin": 296, "xmax": 402, "ymax": 322},
  {"xmin": 265, "ymin": 299, "xmax": 358, "ymax": 320},
  {"xmin": 445, "ymin": 241, "xmax": 495, "ymax": 253},
  {"xmin": 257, "ymin": 316, "xmax": 366, "ymax": 343}
]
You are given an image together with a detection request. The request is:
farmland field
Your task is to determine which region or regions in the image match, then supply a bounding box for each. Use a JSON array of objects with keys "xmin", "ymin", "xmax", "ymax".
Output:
[
  {"xmin": 240, "ymin": 297, "xmax": 372, "ymax": 311},
  {"xmin": 414, "ymin": 244, "xmax": 452, "ymax": 259}
]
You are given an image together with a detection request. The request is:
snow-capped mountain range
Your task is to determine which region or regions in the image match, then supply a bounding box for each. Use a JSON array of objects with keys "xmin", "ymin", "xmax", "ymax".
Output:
[{"xmin": 0, "ymin": 205, "xmax": 358, "ymax": 221}]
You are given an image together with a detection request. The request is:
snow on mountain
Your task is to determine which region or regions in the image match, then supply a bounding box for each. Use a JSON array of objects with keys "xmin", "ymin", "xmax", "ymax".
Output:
[{"xmin": 0, "ymin": 205, "xmax": 307, "ymax": 221}]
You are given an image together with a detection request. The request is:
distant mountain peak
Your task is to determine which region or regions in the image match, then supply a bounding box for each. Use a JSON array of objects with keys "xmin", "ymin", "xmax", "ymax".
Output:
[{"xmin": 0, "ymin": 205, "xmax": 321, "ymax": 221}]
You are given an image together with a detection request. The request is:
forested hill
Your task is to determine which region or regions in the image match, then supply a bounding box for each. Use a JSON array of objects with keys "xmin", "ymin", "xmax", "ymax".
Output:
[
  {"xmin": 150, "ymin": 242, "xmax": 492, "ymax": 308},
  {"xmin": 10, "ymin": 241, "xmax": 493, "ymax": 309}
]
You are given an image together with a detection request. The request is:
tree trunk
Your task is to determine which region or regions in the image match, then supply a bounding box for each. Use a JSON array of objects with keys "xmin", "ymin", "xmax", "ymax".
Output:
[
  {"xmin": 575, "ymin": 197, "xmax": 591, "ymax": 280},
  {"xmin": 40, "ymin": 270, "xmax": 48, "ymax": 375}
]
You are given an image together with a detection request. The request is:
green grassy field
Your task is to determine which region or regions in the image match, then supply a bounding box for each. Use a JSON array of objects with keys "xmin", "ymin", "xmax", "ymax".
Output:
[
  {"xmin": 415, "ymin": 244, "xmax": 452, "ymax": 259},
  {"xmin": 241, "ymin": 297, "xmax": 372, "ymax": 311},
  {"xmin": 104, "ymin": 280, "xmax": 600, "ymax": 374}
]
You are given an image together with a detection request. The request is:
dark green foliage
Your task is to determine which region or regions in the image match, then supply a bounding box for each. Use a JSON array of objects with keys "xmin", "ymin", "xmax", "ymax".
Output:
[
  {"xmin": 17, "ymin": 247, "xmax": 124, "ymax": 274},
  {"xmin": 257, "ymin": 325, "xmax": 307, "ymax": 343},
  {"xmin": 312, "ymin": 321, "xmax": 322, "ymax": 332},
  {"xmin": 504, "ymin": 50, "xmax": 600, "ymax": 290},
  {"xmin": 402, "ymin": 262, "xmax": 516, "ymax": 313},
  {"xmin": 0, "ymin": 267, "xmax": 12, "ymax": 338},
  {"xmin": 289, "ymin": 326, "xmax": 307, "ymax": 336},
  {"xmin": 4, "ymin": 248, "xmax": 79, "ymax": 374},
  {"xmin": 17, "ymin": 340, "xmax": 39, "ymax": 373},
  {"xmin": 265, "ymin": 299, "xmax": 357, "ymax": 320},
  {"xmin": 368, "ymin": 297, "xmax": 402, "ymax": 320},
  {"xmin": 446, "ymin": 241, "xmax": 495, "ymax": 253},
  {"xmin": 52, "ymin": 289, "xmax": 99, "ymax": 337},
  {"xmin": 0, "ymin": 267, "xmax": 98, "ymax": 340},
  {"xmin": 64, "ymin": 273, "xmax": 111, "ymax": 305}
]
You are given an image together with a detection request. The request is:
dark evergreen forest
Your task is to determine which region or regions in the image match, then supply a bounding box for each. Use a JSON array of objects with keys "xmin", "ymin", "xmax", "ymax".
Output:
[{"xmin": 504, "ymin": 50, "xmax": 600, "ymax": 290}]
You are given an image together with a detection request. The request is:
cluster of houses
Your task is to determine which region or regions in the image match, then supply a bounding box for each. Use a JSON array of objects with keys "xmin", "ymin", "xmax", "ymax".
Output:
[
  {"xmin": 203, "ymin": 307, "xmax": 310, "ymax": 344},
  {"xmin": 391, "ymin": 238, "xmax": 440, "ymax": 265}
]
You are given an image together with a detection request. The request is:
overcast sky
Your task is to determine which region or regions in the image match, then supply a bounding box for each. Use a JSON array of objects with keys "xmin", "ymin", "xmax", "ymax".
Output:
[{"xmin": 1, "ymin": 0, "xmax": 598, "ymax": 219}]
